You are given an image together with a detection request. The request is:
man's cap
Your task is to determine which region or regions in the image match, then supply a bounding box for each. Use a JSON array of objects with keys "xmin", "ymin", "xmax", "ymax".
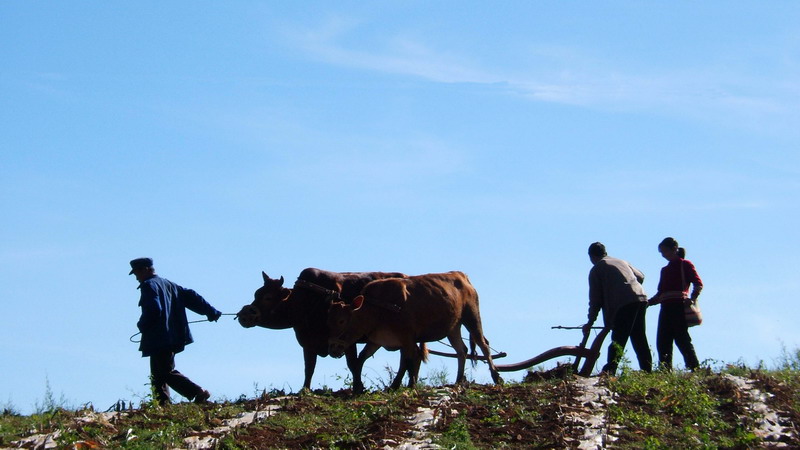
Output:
[{"xmin": 129, "ymin": 257, "xmax": 153, "ymax": 275}]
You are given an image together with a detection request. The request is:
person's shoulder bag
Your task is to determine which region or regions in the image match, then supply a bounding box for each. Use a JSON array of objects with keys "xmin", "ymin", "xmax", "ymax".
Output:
[{"xmin": 681, "ymin": 260, "xmax": 703, "ymax": 327}]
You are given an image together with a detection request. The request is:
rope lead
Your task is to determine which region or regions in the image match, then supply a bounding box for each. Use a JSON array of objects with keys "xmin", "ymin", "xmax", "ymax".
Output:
[{"xmin": 129, "ymin": 313, "xmax": 237, "ymax": 343}]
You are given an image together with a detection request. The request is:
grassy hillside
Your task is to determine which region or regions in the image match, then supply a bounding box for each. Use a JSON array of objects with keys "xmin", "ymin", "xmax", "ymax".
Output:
[{"xmin": 2, "ymin": 357, "xmax": 799, "ymax": 448}]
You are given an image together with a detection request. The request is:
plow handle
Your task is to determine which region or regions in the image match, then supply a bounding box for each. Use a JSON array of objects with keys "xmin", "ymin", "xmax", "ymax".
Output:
[{"xmin": 571, "ymin": 328, "xmax": 592, "ymax": 372}]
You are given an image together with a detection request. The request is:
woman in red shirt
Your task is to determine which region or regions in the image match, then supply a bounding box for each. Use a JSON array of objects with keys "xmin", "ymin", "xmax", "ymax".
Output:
[{"xmin": 648, "ymin": 237, "xmax": 703, "ymax": 371}]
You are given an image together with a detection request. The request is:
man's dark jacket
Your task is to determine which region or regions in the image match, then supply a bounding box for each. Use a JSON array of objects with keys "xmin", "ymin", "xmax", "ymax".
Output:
[{"xmin": 137, "ymin": 275, "xmax": 220, "ymax": 357}]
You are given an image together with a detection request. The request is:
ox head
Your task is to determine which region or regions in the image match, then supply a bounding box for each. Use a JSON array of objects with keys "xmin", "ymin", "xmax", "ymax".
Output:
[
  {"xmin": 236, "ymin": 271, "xmax": 292, "ymax": 329},
  {"xmin": 327, "ymin": 295, "xmax": 365, "ymax": 358}
]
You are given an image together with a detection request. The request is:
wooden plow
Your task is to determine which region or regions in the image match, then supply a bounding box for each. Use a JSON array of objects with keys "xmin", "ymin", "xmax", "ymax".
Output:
[{"xmin": 428, "ymin": 326, "xmax": 611, "ymax": 377}]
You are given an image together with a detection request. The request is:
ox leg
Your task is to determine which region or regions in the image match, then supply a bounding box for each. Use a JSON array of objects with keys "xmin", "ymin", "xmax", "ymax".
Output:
[
  {"xmin": 463, "ymin": 303, "xmax": 505, "ymax": 385},
  {"xmin": 405, "ymin": 343, "xmax": 424, "ymax": 389},
  {"xmin": 349, "ymin": 343, "xmax": 380, "ymax": 394},
  {"xmin": 472, "ymin": 332, "xmax": 504, "ymax": 385},
  {"xmin": 447, "ymin": 329, "xmax": 468, "ymax": 385},
  {"xmin": 393, "ymin": 343, "xmax": 421, "ymax": 389},
  {"xmin": 302, "ymin": 347, "xmax": 317, "ymax": 391},
  {"xmin": 390, "ymin": 355, "xmax": 407, "ymax": 390}
]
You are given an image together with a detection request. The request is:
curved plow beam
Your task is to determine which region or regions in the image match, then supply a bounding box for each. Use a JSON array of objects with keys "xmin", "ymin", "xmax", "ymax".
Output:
[{"xmin": 494, "ymin": 346, "xmax": 598, "ymax": 372}]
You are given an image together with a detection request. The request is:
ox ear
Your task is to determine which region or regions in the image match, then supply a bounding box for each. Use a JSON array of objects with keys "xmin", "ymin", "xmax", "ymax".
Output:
[
  {"xmin": 262, "ymin": 271, "xmax": 270, "ymax": 284},
  {"xmin": 353, "ymin": 295, "xmax": 365, "ymax": 310}
]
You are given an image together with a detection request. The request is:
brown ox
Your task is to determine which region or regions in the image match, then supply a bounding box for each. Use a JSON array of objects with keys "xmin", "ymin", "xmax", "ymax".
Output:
[
  {"xmin": 236, "ymin": 268, "xmax": 406, "ymax": 393},
  {"xmin": 327, "ymin": 271, "xmax": 503, "ymax": 389}
]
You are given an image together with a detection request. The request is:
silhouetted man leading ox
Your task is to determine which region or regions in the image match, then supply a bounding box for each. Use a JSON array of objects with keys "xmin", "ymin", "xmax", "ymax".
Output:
[{"xmin": 130, "ymin": 257, "xmax": 222, "ymax": 405}]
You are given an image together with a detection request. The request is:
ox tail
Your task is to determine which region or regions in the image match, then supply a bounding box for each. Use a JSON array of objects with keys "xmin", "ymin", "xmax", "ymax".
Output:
[{"xmin": 420, "ymin": 343, "xmax": 429, "ymax": 363}]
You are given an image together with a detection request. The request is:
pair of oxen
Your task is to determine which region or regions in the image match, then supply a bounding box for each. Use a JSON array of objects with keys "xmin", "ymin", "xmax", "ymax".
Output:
[{"xmin": 236, "ymin": 268, "xmax": 503, "ymax": 393}]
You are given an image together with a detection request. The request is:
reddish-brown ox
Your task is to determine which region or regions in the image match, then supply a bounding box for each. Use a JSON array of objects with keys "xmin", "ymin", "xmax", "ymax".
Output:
[
  {"xmin": 327, "ymin": 271, "xmax": 503, "ymax": 389},
  {"xmin": 236, "ymin": 268, "xmax": 407, "ymax": 393}
]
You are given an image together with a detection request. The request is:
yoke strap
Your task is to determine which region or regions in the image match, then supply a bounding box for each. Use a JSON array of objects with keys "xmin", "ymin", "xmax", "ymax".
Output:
[{"xmin": 294, "ymin": 279, "xmax": 341, "ymax": 302}]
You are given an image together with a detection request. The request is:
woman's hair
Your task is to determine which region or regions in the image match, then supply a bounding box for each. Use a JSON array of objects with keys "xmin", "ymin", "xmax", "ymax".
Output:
[{"xmin": 659, "ymin": 237, "xmax": 686, "ymax": 258}]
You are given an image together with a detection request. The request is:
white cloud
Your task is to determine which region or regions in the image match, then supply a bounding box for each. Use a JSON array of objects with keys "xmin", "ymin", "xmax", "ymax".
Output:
[
  {"xmin": 283, "ymin": 18, "xmax": 800, "ymax": 135},
  {"xmin": 287, "ymin": 19, "xmax": 494, "ymax": 85}
]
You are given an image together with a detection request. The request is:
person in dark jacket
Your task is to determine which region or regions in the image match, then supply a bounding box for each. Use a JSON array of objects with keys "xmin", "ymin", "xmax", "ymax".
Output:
[
  {"xmin": 129, "ymin": 257, "xmax": 222, "ymax": 405},
  {"xmin": 583, "ymin": 242, "xmax": 652, "ymax": 374}
]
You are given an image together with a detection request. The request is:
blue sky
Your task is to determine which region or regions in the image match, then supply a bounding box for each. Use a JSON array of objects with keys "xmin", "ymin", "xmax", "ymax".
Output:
[{"xmin": 2, "ymin": 2, "xmax": 799, "ymax": 413}]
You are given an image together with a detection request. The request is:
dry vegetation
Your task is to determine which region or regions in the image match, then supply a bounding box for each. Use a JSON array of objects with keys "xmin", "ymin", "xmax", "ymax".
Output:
[{"xmin": 3, "ymin": 355, "xmax": 800, "ymax": 448}]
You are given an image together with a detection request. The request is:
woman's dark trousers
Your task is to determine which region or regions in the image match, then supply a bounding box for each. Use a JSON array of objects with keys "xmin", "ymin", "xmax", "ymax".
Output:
[{"xmin": 656, "ymin": 303, "xmax": 700, "ymax": 370}]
